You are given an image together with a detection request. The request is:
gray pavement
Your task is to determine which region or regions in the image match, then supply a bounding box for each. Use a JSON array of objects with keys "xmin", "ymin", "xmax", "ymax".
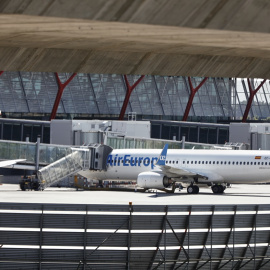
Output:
[{"xmin": 1, "ymin": 184, "xmax": 270, "ymax": 205}]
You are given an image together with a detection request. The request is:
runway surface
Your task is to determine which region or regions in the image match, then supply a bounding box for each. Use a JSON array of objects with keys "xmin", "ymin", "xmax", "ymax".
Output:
[{"xmin": 1, "ymin": 184, "xmax": 270, "ymax": 205}]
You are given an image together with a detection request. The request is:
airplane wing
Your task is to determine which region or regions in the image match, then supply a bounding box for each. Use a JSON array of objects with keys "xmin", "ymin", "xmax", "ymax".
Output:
[
  {"xmin": 0, "ymin": 159, "xmax": 26, "ymax": 168},
  {"xmin": 155, "ymin": 144, "xmax": 221, "ymax": 180},
  {"xmin": 157, "ymin": 165, "xmax": 203, "ymax": 178}
]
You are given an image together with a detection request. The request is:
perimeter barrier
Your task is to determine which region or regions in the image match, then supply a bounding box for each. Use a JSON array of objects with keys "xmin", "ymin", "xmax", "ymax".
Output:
[{"xmin": 1, "ymin": 203, "xmax": 270, "ymax": 269}]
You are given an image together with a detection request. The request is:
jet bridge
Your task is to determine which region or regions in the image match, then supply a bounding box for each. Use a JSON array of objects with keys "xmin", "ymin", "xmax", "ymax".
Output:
[{"xmin": 37, "ymin": 144, "xmax": 112, "ymax": 190}]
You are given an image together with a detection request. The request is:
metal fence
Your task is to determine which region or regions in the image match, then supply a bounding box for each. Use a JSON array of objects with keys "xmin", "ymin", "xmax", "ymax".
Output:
[{"xmin": 1, "ymin": 203, "xmax": 270, "ymax": 269}]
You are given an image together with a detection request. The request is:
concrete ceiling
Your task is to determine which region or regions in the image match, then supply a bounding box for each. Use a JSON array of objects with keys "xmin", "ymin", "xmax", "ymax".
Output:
[
  {"xmin": 0, "ymin": 0, "xmax": 269, "ymax": 78},
  {"xmin": 1, "ymin": 0, "xmax": 269, "ymax": 33}
]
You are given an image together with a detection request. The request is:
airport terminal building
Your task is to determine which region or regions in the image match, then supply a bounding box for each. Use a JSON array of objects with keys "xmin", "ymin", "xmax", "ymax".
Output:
[{"xmin": 1, "ymin": 1, "xmax": 270, "ymax": 268}]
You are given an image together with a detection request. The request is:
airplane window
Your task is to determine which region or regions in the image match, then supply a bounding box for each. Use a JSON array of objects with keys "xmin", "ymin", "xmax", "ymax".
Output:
[
  {"xmin": 236, "ymin": 162, "xmax": 238, "ymax": 165},
  {"xmin": 224, "ymin": 161, "xmax": 226, "ymax": 165},
  {"xmin": 221, "ymin": 161, "xmax": 223, "ymax": 165},
  {"xmin": 232, "ymin": 162, "xmax": 235, "ymax": 165},
  {"xmin": 198, "ymin": 161, "xmax": 201, "ymax": 164},
  {"xmin": 187, "ymin": 161, "xmax": 189, "ymax": 164},
  {"xmin": 209, "ymin": 161, "xmax": 211, "ymax": 164},
  {"xmin": 183, "ymin": 161, "xmax": 185, "ymax": 164},
  {"xmin": 261, "ymin": 162, "xmax": 264, "ymax": 165},
  {"xmin": 166, "ymin": 161, "xmax": 168, "ymax": 164},
  {"xmin": 213, "ymin": 161, "xmax": 215, "ymax": 164},
  {"xmin": 243, "ymin": 162, "xmax": 245, "ymax": 165},
  {"xmin": 254, "ymin": 162, "xmax": 256, "ymax": 165},
  {"xmin": 206, "ymin": 161, "xmax": 208, "ymax": 164},
  {"xmin": 169, "ymin": 161, "xmax": 171, "ymax": 164},
  {"xmin": 228, "ymin": 161, "xmax": 230, "ymax": 165},
  {"xmin": 176, "ymin": 161, "xmax": 178, "ymax": 164},
  {"xmin": 202, "ymin": 161, "xmax": 204, "ymax": 164},
  {"xmin": 250, "ymin": 162, "xmax": 253, "ymax": 165},
  {"xmin": 195, "ymin": 161, "xmax": 197, "ymax": 164},
  {"xmin": 173, "ymin": 161, "xmax": 175, "ymax": 164},
  {"xmin": 258, "ymin": 162, "xmax": 260, "ymax": 165},
  {"xmin": 240, "ymin": 162, "xmax": 242, "ymax": 165},
  {"xmin": 247, "ymin": 162, "xmax": 249, "ymax": 165},
  {"xmin": 191, "ymin": 161, "xmax": 193, "ymax": 164},
  {"xmin": 217, "ymin": 161, "xmax": 219, "ymax": 164}
]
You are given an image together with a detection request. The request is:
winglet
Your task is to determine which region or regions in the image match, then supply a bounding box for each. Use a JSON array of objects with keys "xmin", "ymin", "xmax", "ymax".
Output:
[{"xmin": 156, "ymin": 144, "xmax": 168, "ymax": 166}]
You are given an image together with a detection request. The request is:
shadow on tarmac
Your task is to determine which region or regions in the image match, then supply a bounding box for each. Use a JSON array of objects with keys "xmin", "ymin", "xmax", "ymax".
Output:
[{"xmin": 147, "ymin": 190, "xmax": 270, "ymax": 198}]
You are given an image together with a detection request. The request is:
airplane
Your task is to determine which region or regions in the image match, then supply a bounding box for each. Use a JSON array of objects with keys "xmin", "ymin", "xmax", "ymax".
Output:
[
  {"xmin": 78, "ymin": 144, "xmax": 270, "ymax": 194},
  {"xmin": 0, "ymin": 159, "xmax": 26, "ymax": 168}
]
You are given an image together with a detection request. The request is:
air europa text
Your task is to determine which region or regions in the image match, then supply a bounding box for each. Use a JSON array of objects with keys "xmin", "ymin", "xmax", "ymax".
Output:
[{"xmin": 107, "ymin": 155, "xmax": 158, "ymax": 169}]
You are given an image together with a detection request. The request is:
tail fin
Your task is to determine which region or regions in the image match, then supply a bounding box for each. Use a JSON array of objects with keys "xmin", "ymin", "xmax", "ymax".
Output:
[{"xmin": 156, "ymin": 144, "xmax": 168, "ymax": 166}]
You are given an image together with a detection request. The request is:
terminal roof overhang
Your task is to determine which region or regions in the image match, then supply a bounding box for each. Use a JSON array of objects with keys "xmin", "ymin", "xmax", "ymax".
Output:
[
  {"xmin": 0, "ymin": 14, "xmax": 269, "ymax": 78},
  {"xmin": 1, "ymin": 0, "xmax": 269, "ymax": 33}
]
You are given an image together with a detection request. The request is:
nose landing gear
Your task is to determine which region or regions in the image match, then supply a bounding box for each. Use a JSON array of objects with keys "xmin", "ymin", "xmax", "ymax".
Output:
[{"xmin": 187, "ymin": 184, "xmax": 199, "ymax": 194}]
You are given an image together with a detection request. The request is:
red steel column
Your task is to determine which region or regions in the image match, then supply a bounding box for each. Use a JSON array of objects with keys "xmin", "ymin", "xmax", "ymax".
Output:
[
  {"xmin": 119, "ymin": 75, "xmax": 145, "ymax": 120},
  {"xmin": 242, "ymin": 79, "xmax": 266, "ymax": 122},
  {"xmin": 182, "ymin": 77, "xmax": 208, "ymax": 121},
  {"xmin": 50, "ymin": 72, "xmax": 77, "ymax": 121},
  {"xmin": 0, "ymin": 71, "xmax": 4, "ymax": 76}
]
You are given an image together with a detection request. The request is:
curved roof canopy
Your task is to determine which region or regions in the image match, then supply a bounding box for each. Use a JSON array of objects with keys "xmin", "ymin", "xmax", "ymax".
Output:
[{"xmin": 0, "ymin": 0, "xmax": 269, "ymax": 78}]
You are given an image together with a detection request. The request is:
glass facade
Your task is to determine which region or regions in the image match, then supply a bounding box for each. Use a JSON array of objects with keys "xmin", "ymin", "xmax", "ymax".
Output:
[
  {"xmin": 232, "ymin": 79, "xmax": 270, "ymax": 120},
  {"xmin": 0, "ymin": 72, "xmax": 233, "ymax": 121},
  {"xmin": 0, "ymin": 119, "xmax": 50, "ymax": 143},
  {"xmin": 150, "ymin": 121, "xmax": 229, "ymax": 145},
  {"xmin": 0, "ymin": 72, "xmax": 268, "ymax": 122}
]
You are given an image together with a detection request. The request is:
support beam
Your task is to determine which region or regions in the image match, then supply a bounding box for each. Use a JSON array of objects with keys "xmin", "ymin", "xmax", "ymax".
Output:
[
  {"xmin": 147, "ymin": 206, "xmax": 168, "ymax": 269},
  {"xmin": 242, "ymin": 79, "xmax": 267, "ymax": 122},
  {"xmin": 0, "ymin": 71, "xmax": 4, "ymax": 76},
  {"xmin": 182, "ymin": 77, "xmax": 208, "ymax": 121},
  {"xmin": 50, "ymin": 72, "xmax": 77, "ymax": 121},
  {"xmin": 119, "ymin": 75, "xmax": 145, "ymax": 120}
]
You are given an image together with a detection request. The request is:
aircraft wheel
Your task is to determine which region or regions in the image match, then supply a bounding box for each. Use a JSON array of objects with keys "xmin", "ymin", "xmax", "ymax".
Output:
[
  {"xmin": 187, "ymin": 185, "xmax": 194, "ymax": 194},
  {"xmin": 218, "ymin": 185, "xmax": 224, "ymax": 193},
  {"xmin": 212, "ymin": 185, "xmax": 220, "ymax": 194},
  {"xmin": 193, "ymin": 185, "xmax": 199, "ymax": 194}
]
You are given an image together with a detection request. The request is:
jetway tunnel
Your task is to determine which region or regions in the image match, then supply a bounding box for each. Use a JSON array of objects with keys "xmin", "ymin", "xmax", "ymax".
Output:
[{"xmin": 36, "ymin": 144, "xmax": 112, "ymax": 190}]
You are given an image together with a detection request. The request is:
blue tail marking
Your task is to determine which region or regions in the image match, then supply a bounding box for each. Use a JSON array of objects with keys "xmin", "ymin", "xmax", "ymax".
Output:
[{"xmin": 156, "ymin": 144, "xmax": 168, "ymax": 166}]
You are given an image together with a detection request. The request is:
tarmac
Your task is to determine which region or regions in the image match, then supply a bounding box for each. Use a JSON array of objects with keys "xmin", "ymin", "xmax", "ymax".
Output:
[{"xmin": 1, "ymin": 183, "xmax": 270, "ymax": 205}]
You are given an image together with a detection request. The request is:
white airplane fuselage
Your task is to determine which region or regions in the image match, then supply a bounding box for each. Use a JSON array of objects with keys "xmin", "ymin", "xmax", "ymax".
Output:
[{"xmin": 79, "ymin": 149, "xmax": 270, "ymax": 184}]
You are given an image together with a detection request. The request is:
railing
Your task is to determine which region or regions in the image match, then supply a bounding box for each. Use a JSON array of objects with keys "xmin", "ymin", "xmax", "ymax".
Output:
[{"xmin": 0, "ymin": 203, "xmax": 270, "ymax": 269}]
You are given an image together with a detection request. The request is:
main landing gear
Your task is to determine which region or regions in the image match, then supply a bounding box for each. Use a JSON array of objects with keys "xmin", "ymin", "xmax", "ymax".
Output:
[
  {"xmin": 186, "ymin": 183, "xmax": 226, "ymax": 194},
  {"xmin": 211, "ymin": 184, "xmax": 226, "ymax": 194},
  {"xmin": 187, "ymin": 184, "xmax": 199, "ymax": 194}
]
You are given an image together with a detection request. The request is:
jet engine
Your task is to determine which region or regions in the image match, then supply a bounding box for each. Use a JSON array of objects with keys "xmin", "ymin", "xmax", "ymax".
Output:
[{"xmin": 137, "ymin": 172, "xmax": 171, "ymax": 189}]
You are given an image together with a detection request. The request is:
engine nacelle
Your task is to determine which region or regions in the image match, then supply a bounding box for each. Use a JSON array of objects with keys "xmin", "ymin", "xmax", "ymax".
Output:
[{"xmin": 137, "ymin": 172, "xmax": 170, "ymax": 189}]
